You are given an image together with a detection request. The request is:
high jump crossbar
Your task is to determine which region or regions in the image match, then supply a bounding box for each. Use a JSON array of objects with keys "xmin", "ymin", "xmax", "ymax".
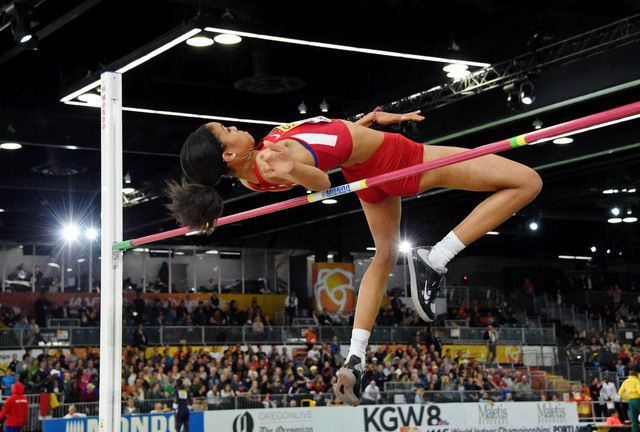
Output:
[{"xmin": 113, "ymin": 100, "xmax": 640, "ymax": 251}]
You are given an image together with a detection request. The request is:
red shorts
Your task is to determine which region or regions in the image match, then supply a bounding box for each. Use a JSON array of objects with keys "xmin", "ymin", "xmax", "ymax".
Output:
[{"xmin": 341, "ymin": 132, "xmax": 424, "ymax": 203}]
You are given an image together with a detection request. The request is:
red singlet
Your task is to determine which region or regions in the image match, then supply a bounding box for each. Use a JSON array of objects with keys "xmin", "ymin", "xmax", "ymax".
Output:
[
  {"xmin": 246, "ymin": 117, "xmax": 425, "ymax": 204},
  {"xmin": 245, "ymin": 117, "xmax": 352, "ymax": 191}
]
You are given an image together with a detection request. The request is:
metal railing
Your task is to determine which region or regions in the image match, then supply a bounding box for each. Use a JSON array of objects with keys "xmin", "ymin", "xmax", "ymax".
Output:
[{"xmin": 0, "ymin": 323, "xmax": 558, "ymax": 349}]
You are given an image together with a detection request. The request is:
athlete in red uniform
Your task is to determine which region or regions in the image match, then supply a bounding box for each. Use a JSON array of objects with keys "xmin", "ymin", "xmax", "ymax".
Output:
[{"xmin": 167, "ymin": 109, "xmax": 541, "ymax": 406}]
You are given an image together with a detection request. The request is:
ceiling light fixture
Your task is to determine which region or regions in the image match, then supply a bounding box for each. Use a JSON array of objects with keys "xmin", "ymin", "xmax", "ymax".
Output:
[
  {"xmin": 11, "ymin": 11, "xmax": 34, "ymax": 45},
  {"xmin": 529, "ymin": 222, "xmax": 539, "ymax": 231},
  {"xmin": 61, "ymin": 27, "xmax": 202, "ymax": 103},
  {"xmin": 186, "ymin": 36, "xmax": 214, "ymax": 47},
  {"xmin": 213, "ymin": 34, "xmax": 242, "ymax": 45},
  {"xmin": 77, "ymin": 92, "xmax": 102, "ymax": 107},
  {"xmin": 298, "ymin": 101, "xmax": 308, "ymax": 115},
  {"xmin": 319, "ymin": 99, "xmax": 329, "ymax": 113},
  {"xmin": 553, "ymin": 137, "xmax": 573, "ymax": 145},
  {"xmin": 63, "ymin": 102, "xmax": 284, "ymax": 126},
  {"xmin": 519, "ymin": 81, "xmax": 536, "ymax": 105},
  {"xmin": 443, "ymin": 63, "xmax": 470, "ymax": 79},
  {"xmin": 0, "ymin": 142, "xmax": 22, "ymax": 150},
  {"xmin": 204, "ymin": 26, "xmax": 490, "ymax": 67},
  {"xmin": 322, "ymin": 199, "xmax": 337, "ymax": 204},
  {"xmin": 608, "ymin": 217, "xmax": 622, "ymax": 224},
  {"xmin": 532, "ymin": 118, "xmax": 543, "ymax": 129},
  {"xmin": 558, "ymin": 255, "xmax": 592, "ymax": 260},
  {"xmin": 623, "ymin": 217, "xmax": 638, "ymax": 223},
  {"xmin": 611, "ymin": 207, "xmax": 621, "ymax": 216}
]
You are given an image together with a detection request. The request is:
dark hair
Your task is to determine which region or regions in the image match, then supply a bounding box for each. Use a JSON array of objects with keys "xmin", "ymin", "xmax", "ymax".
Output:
[{"xmin": 165, "ymin": 125, "xmax": 228, "ymax": 229}]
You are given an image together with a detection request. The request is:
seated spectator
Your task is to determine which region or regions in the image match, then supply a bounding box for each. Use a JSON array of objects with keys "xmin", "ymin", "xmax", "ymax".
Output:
[
  {"xmin": 63, "ymin": 405, "xmax": 87, "ymax": 418},
  {"xmin": 566, "ymin": 383, "xmax": 593, "ymax": 418},
  {"xmin": 512, "ymin": 375, "xmax": 538, "ymax": 401},
  {"xmin": 305, "ymin": 327, "xmax": 318, "ymax": 351},
  {"xmin": 606, "ymin": 410, "xmax": 623, "ymax": 425},
  {"xmin": 191, "ymin": 398, "xmax": 207, "ymax": 412},
  {"xmin": 306, "ymin": 345, "xmax": 321, "ymax": 364},
  {"xmin": 149, "ymin": 402, "xmax": 171, "ymax": 413},
  {"xmin": 146, "ymin": 383, "xmax": 164, "ymax": 400},
  {"xmin": 80, "ymin": 383, "xmax": 99, "ymax": 402},
  {"xmin": 251, "ymin": 315, "xmax": 265, "ymax": 337},
  {"xmin": 362, "ymin": 381, "xmax": 381, "ymax": 405},
  {"xmin": 206, "ymin": 385, "xmax": 222, "ymax": 410},
  {"xmin": 317, "ymin": 309, "xmax": 334, "ymax": 326},
  {"xmin": 123, "ymin": 397, "xmax": 140, "ymax": 415},
  {"xmin": 1, "ymin": 369, "xmax": 16, "ymax": 396}
]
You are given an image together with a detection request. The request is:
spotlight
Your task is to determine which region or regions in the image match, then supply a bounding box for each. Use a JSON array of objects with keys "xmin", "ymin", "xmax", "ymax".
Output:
[
  {"xmin": 611, "ymin": 207, "xmax": 620, "ymax": 216},
  {"xmin": 11, "ymin": 16, "xmax": 32, "ymax": 45},
  {"xmin": 503, "ymin": 83, "xmax": 520, "ymax": 111},
  {"xmin": 529, "ymin": 222, "xmax": 539, "ymax": 231},
  {"xmin": 62, "ymin": 224, "xmax": 81, "ymax": 242},
  {"xmin": 399, "ymin": 241, "xmax": 412, "ymax": 254},
  {"xmin": 519, "ymin": 81, "xmax": 536, "ymax": 105},
  {"xmin": 443, "ymin": 63, "xmax": 470, "ymax": 79},
  {"xmin": 85, "ymin": 228, "xmax": 99, "ymax": 240},
  {"xmin": 532, "ymin": 118, "xmax": 543, "ymax": 129},
  {"xmin": 298, "ymin": 101, "xmax": 307, "ymax": 115},
  {"xmin": 319, "ymin": 99, "xmax": 329, "ymax": 113}
]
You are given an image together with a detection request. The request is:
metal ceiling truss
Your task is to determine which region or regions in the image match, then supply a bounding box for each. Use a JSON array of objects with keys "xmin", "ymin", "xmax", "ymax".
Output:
[{"xmin": 352, "ymin": 13, "xmax": 640, "ymax": 118}]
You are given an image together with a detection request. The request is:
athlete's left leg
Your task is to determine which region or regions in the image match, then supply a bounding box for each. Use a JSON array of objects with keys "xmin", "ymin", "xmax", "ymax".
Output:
[{"xmin": 410, "ymin": 146, "xmax": 542, "ymax": 321}]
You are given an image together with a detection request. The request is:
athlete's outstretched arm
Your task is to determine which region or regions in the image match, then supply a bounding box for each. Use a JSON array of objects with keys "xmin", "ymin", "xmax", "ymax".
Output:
[
  {"xmin": 355, "ymin": 109, "xmax": 424, "ymax": 128},
  {"xmin": 258, "ymin": 141, "xmax": 331, "ymax": 191}
]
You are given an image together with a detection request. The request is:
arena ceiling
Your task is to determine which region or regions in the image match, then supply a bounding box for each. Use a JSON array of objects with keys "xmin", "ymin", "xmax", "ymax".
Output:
[{"xmin": 0, "ymin": 0, "xmax": 640, "ymax": 268}]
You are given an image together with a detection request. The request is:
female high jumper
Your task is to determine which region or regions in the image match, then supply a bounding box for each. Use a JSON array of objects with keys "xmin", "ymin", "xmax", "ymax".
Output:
[{"xmin": 167, "ymin": 109, "xmax": 542, "ymax": 406}]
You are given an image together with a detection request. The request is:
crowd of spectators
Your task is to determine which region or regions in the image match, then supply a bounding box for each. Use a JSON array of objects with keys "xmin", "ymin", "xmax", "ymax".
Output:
[
  {"xmin": 0, "ymin": 325, "xmax": 557, "ymax": 418},
  {"xmin": 1, "ymin": 264, "xmax": 639, "ymax": 421}
]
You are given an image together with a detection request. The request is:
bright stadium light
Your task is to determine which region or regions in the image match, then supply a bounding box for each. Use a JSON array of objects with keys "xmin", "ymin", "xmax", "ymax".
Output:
[
  {"xmin": 85, "ymin": 227, "xmax": 99, "ymax": 240},
  {"xmin": 62, "ymin": 224, "xmax": 81, "ymax": 242}
]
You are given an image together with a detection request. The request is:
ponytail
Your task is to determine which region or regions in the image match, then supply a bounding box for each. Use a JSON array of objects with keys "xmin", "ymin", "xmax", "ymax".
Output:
[{"xmin": 165, "ymin": 179, "xmax": 224, "ymax": 230}]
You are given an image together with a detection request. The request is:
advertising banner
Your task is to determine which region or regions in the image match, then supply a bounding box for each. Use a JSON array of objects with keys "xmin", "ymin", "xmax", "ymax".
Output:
[
  {"xmin": 442, "ymin": 345, "xmax": 523, "ymax": 364},
  {"xmin": 202, "ymin": 402, "xmax": 580, "ymax": 432},
  {"xmin": 44, "ymin": 413, "xmax": 204, "ymax": 432},
  {"xmin": 45, "ymin": 403, "xmax": 580, "ymax": 432},
  {"xmin": 311, "ymin": 262, "xmax": 355, "ymax": 314}
]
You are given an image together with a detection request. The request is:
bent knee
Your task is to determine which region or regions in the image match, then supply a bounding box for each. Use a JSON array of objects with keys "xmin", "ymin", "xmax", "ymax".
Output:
[
  {"xmin": 371, "ymin": 249, "xmax": 399, "ymax": 272},
  {"xmin": 522, "ymin": 169, "xmax": 543, "ymax": 199}
]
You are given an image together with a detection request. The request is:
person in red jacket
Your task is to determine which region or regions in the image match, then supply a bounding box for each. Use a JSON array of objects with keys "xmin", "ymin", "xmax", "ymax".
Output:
[{"xmin": 0, "ymin": 381, "xmax": 29, "ymax": 432}]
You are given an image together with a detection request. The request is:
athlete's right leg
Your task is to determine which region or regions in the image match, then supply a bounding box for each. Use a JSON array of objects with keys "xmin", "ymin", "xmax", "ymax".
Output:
[{"xmin": 336, "ymin": 196, "xmax": 401, "ymax": 406}]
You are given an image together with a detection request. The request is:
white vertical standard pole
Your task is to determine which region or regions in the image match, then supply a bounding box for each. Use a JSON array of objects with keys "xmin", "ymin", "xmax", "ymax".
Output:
[{"xmin": 99, "ymin": 71, "xmax": 123, "ymax": 432}]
